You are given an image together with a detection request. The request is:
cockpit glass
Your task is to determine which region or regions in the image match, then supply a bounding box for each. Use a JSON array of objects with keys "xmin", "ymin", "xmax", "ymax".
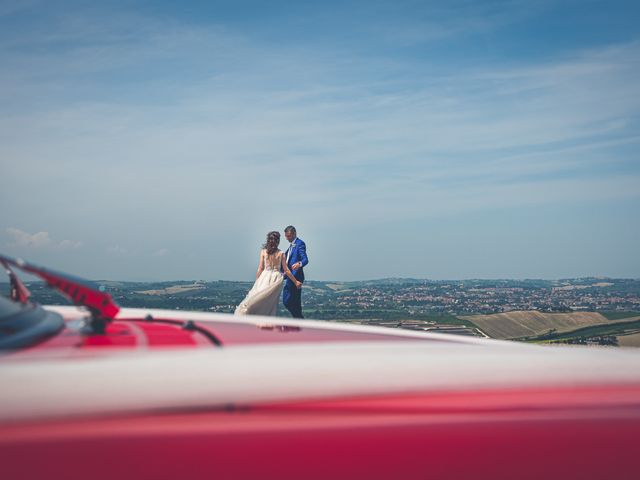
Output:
[{"xmin": 0, "ymin": 295, "xmax": 24, "ymax": 320}]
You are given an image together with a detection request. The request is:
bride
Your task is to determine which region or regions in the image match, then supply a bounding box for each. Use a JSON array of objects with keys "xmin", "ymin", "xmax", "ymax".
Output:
[{"xmin": 235, "ymin": 231, "xmax": 302, "ymax": 316}]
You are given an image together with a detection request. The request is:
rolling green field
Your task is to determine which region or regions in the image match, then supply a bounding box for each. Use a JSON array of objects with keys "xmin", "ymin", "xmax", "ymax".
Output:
[
  {"xmin": 601, "ymin": 311, "xmax": 640, "ymax": 320},
  {"xmin": 530, "ymin": 319, "xmax": 640, "ymax": 342}
]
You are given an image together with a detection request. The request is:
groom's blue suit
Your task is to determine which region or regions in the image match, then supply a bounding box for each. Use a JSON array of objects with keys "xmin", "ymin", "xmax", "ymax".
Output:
[{"xmin": 283, "ymin": 237, "xmax": 308, "ymax": 318}]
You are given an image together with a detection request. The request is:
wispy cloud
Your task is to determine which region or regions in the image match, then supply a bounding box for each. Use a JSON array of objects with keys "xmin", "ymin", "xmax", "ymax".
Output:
[
  {"xmin": 6, "ymin": 227, "xmax": 82, "ymax": 250},
  {"xmin": 57, "ymin": 238, "xmax": 84, "ymax": 250},
  {"xmin": 106, "ymin": 245, "xmax": 128, "ymax": 256},
  {"xmin": 6, "ymin": 227, "xmax": 51, "ymax": 248},
  {"xmin": 0, "ymin": 2, "xmax": 638, "ymax": 279},
  {"xmin": 0, "ymin": 0, "xmax": 39, "ymax": 18}
]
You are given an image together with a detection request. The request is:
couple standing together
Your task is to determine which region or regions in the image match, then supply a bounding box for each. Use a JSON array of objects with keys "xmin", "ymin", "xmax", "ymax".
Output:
[{"xmin": 235, "ymin": 225, "xmax": 308, "ymax": 318}]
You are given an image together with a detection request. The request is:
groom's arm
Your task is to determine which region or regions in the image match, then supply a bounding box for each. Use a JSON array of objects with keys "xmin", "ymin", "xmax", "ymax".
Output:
[{"xmin": 298, "ymin": 240, "xmax": 309, "ymax": 268}]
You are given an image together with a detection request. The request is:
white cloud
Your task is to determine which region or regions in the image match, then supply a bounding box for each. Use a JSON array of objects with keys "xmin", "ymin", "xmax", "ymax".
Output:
[
  {"xmin": 5, "ymin": 227, "xmax": 82, "ymax": 250},
  {"xmin": 57, "ymin": 239, "xmax": 83, "ymax": 250},
  {"xmin": 106, "ymin": 245, "xmax": 128, "ymax": 256},
  {"xmin": 6, "ymin": 227, "xmax": 51, "ymax": 248}
]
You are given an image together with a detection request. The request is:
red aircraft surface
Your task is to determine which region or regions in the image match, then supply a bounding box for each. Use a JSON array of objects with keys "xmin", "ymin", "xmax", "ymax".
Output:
[{"xmin": 1, "ymin": 253, "xmax": 640, "ymax": 480}]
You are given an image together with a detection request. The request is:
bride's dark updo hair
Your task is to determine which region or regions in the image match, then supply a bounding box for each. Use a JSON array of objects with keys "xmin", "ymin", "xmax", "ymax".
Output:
[{"xmin": 263, "ymin": 231, "xmax": 280, "ymax": 255}]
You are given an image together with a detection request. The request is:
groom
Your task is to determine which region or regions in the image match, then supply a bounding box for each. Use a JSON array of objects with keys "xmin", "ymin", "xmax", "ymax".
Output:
[{"xmin": 283, "ymin": 225, "xmax": 308, "ymax": 318}]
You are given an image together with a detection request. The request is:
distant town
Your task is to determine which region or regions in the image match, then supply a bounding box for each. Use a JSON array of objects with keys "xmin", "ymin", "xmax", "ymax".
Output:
[{"xmin": 7, "ymin": 277, "xmax": 640, "ymax": 347}]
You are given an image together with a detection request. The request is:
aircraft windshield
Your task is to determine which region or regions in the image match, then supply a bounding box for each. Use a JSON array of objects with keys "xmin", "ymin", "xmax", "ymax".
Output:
[
  {"xmin": 0, "ymin": 283, "xmax": 64, "ymax": 350},
  {"xmin": 0, "ymin": 295, "xmax": 25, "ymax": 320}
]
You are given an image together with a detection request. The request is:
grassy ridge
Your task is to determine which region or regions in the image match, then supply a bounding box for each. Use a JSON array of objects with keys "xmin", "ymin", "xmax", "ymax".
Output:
[
  {"xmin": 601, "ymin": 311, "xmax": 640, "ymax": 320},
  {"xmin": 530, "ymin": 319, "xmax": 640, "ymax": 342}
]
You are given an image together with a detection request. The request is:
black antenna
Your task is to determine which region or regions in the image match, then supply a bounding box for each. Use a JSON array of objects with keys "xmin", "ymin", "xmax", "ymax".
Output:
[
  {"xmin": 1, "ymin": 259, "xmax": 31, "ymax": 303},
  {"xmin": 0, "ymin": 254, "xmax": 120, "ymax": 334}
]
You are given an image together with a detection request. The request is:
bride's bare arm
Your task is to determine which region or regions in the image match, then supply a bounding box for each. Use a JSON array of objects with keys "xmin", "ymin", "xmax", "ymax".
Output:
[
  {"xmin": 256, "ymin": 250, "xmax": 265, "ymax": 279},
  {"xmin": 281, "ymin": 253, "xmax": 302, "ymax": 288}
]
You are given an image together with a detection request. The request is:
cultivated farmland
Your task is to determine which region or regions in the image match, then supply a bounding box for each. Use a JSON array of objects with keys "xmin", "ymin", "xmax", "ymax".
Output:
[{"xmin": 459, "ymin": 311, "xmax": 612, "ymax": 340}]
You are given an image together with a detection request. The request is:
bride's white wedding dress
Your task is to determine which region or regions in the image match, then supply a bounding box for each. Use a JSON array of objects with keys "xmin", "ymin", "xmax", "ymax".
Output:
[{"xmin": 235, "ymin": 250, "xmax": 285, "ymax": 316}]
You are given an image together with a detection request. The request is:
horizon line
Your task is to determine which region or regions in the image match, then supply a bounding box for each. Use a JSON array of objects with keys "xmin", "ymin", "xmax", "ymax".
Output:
[{"xmin": 7, "ymin": 276, "xmax": 640, "ymax": 284}]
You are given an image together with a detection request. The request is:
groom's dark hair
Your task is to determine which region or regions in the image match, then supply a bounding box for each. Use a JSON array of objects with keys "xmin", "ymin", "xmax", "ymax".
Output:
[{"xmin": 284, "ymin": 225, "xmax": 296, "ymax": 234}]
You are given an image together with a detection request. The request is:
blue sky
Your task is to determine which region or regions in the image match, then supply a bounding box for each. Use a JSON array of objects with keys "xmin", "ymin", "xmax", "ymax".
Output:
[{"xmin": 0, "ymin": 0, "xmax": 639, "ymax": 281}]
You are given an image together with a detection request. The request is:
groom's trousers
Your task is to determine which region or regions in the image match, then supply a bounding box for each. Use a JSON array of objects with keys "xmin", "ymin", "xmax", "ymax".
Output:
[{"xmin": 283, "ymin": 280, "xmax": 304, "ymax": 318}]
